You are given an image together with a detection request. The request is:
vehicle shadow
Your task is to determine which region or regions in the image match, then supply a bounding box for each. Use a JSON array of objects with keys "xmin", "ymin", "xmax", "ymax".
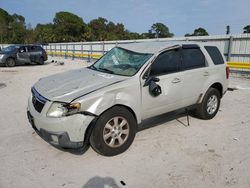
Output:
[{"xmin": 0, "ymin": 61, "xmax": 51, "ymax": 67}]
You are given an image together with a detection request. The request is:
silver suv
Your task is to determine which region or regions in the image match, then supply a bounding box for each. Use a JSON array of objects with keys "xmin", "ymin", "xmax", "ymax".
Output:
[
  {"xmin": 0, "ymin": 45, "xmax": 47, "ymax": 67},
  {"xmin": 27, "ymin": 41, "xmax": 229, "ymax": 156}
]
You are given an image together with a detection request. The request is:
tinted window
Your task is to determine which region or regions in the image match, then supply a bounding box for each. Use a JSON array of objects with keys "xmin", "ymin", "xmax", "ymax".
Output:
[
  {"xmin": 19, "ymin": 46, "xmax": 27, "ymax": 53},
  {"xmin": 28, "ymin": 46, "xmax": 41, "ymax": 52},
  {"xmin": 205, "ymin": 46, "xmax": 224, "ymax": 65},
  {"xmin": 182, "ymin": 48, "xmax": 205, "ymax": 70},
  {"xmin": 150, "ymin": 50, "xmax": 180, "ymax": 76}
]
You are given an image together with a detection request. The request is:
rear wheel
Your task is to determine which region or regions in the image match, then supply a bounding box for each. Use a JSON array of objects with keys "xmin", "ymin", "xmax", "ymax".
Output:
[
  {"xmin": 90, "ymin": 106, "xmax": 136, "ymax": 156},
  {"xmin": 195, "ymin": 88, "xmax": 221, "ymax": 120},
  {"xmin": 5, "ymin": 58, "xmax": 16, "ymax": 67},
  {"xmin": 38, "ymin": 57, "xmax": 44, "ymax": 65}
]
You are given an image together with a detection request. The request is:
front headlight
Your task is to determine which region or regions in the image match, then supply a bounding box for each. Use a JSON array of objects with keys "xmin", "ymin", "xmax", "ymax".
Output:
[
  {"xmin": 0, "ymin": 54, "xmax": 5, "ymax": 59},
  {"xmin": 47, "ymin": 102, "xmax": 81, "ymax": 118}
]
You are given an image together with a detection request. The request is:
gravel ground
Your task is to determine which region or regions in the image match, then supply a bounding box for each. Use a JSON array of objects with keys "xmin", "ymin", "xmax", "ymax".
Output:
[{"xmin": 0, "ymin": 57, "xmax": 250, "ymax": 188}]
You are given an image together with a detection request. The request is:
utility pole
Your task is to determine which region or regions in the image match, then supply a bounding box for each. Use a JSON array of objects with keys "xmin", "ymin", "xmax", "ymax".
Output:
[{"xmin": 226, "ymin": 25, "xmax": 230, "ymax": 35}]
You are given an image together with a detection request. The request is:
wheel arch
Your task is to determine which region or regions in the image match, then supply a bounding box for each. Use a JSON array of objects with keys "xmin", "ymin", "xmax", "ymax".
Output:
[
  {"xmin": 93, "ymin": 104, "xmax": 138, "ymax": 125},
  {"xmin": 5, "ymin": 57, "xmax": 16, "ymax": 66},
  {"xmin": 83, "ymin": 104, "xmax": 138, "ymax": 152},
  {"xmin": 209, "ymin": 82, "xmax": 223, "ymax": 97}
]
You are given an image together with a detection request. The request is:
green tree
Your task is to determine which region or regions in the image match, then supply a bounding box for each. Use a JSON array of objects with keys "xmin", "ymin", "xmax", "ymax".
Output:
[
  {"xmin": 88, "ymin": 18, "xmax": 135, "ymax": 41},
  {"xmin": 34, "ymin": 24, "xmax": 56, "ymax": 43},
  {"xmin": 0, "ymin": 9, "xmax": 28, "ymax": 44},
  {"xmin": 243, "ymin": 25, "xmax": 250, "ymax": 33},
  {"xmin": 185, "ymin": 27, "xmax": 209, "ymax": 37},
  {"xmin": 0, "ymin": 8, "xmax": 13, "ymax": 43},
  {"xmin": 8, "ymin": 14, "xmax": 27, "ymax": 43},
  {"xmin": 24, "ymin": 23, "xmax": 35, "ymax": 44},
  {"xmin": 125, "ymin": 31, "xmax": 142, "ymax": 40},
  {"xmin": 150, "ymin": 23, "xmax": 174, "ymax": 38},
  {"xmin": 53, "ymin": 11, "xmax": 86, "ymax": 42},
  {"xmin": 1, "ymin": 8, "xmax": 176, "ymax": 43},
  {"xmin": 88, "ymin": 17, "xmax": 108, "ymax": 41}
]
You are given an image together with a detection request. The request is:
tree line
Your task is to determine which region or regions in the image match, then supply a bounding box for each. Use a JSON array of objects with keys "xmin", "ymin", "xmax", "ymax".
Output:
[{"xmin": 0, "ymin": 8, "xmax": 249, "ymax": 44}]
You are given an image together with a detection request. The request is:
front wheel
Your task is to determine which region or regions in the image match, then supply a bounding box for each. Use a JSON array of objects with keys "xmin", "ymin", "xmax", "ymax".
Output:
[
  {"xmin": 195, "ymin": 88, "xmax": 221, "ymax": 120},
  {"xmin": 90, "ymin": 106, "xmax": 136, "ymax": 156},
  {"xmin": 5, "ymin": 58, "xmax": 16, "ymax": 67}
]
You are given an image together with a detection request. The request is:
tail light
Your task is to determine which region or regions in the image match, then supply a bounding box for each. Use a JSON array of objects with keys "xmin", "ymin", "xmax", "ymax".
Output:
[{"xmin": 226, "ymin": 66, "xmax": 230, "ymax": 79}]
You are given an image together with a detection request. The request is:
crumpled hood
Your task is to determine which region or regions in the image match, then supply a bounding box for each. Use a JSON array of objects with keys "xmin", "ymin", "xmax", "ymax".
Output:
[{"xmin": 34, "ymin": 68, "xmax": 127, "ymax": 103}]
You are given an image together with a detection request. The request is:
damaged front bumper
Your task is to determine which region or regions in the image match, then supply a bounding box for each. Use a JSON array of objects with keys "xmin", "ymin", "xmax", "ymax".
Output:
[
  {"xmin": 27, "ymin": 95, "xmax": 95, "ymax": 149},
  {"xmin": 27, "ymin": 111, "xmax": 84, "ymax": 148}
]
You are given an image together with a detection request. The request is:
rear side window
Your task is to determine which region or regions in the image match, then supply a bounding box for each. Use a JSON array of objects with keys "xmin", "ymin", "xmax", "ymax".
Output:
[
  {"xmin": 182, "ymin": 49, "xmax": 205, "ymax": 70},
  {"xmin": 150, "ymin": 49, "xmax": 181, "ymax": 76},
  {"xmin": 28, "ymin": 46, "xmax": 42, "ymax": 52},
  {"xmin": 205, "ymin": 46, "xmax": 224, "ymax": 65}
]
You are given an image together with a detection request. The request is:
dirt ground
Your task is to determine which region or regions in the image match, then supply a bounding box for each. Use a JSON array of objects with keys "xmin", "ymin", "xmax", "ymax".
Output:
[{"xmin": 0, "ymin": 57, "xmax": 250, "ymax": 188}]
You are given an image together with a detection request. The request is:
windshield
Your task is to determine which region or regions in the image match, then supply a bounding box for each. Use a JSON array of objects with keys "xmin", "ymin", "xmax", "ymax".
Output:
[
  {"xmin": 89, "ymin": 47, "xmax": 152, "ymax": 76},
  {"xmin": 1, "ymin": 46, "xmax": 18, "ymax": 52}
]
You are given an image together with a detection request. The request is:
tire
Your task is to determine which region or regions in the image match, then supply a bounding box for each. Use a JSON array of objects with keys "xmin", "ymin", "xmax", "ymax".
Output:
[
  {"xmin": 38, "ymin": 57, "xmax": 44, "ymax": 65},
  {"xmin": 90, "ymin": 106, "xmax": 136, "ymax": 156},
  {"xmin": 5, "ymin": 58, "xmax": 16, "ymax": 67},
  {"xmin": 195, "ymin": 88, "xmax": 221, "ymax": 120}
]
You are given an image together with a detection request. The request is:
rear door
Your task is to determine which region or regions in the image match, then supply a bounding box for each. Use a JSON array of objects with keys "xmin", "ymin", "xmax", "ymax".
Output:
[
  {"xmin": 141, "ymin": 48, "xmax": 185, "ymax": 119},
  {"xmin": 28, "ymin": 46, "xmax": 41, "ymax": 63},
  {"xmin": 180, "ymin": 45, "xmax": 209, "ymax": 106},
  {"xmin": 16, "ymin": 46, "xmax": 30, "ymax": 64}
]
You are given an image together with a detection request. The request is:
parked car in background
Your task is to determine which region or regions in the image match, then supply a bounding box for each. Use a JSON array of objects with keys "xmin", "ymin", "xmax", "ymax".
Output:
[
  {"xmin": 0, "ymin": 45, "xmax": 47, "ymax": 67},
  {"xmin": 27, "ymin": 41, "xmax": 229, "ymax": 156}
]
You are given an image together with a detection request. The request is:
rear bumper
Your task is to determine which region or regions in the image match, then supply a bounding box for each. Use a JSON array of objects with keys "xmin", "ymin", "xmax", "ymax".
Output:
[{"xmin": 27, "ymin": 111, "xmax": 83, "ymax": 149}]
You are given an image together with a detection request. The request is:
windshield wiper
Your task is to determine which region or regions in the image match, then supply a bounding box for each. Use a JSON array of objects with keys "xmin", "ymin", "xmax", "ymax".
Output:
[
  {"xmin": 98, "ymin": 68, "xmax": 114, "ymax": 74},
  {"xmin": 89, "ymin": 65, "xmax": 97, "ymax": 70}
]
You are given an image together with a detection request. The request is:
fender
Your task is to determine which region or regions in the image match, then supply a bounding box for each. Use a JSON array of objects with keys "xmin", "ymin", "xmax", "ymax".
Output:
[{"xmin": 73, "ymin": 78, "xmax": 142, "ymax": 124}]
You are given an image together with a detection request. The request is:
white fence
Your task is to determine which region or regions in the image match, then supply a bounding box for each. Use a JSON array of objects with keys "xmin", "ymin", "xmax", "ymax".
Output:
[
  {"xmin": 44, "ymin": 34, "xmax": 250, "ymax": 63},
  {"xmin": 1, "ymin": 34, "xmax": 250, "ymax": 63}
]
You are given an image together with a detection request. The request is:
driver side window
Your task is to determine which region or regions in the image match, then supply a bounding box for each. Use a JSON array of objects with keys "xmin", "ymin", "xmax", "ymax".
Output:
[
  {"xmin": 150, "ymin": 49, "xmax": 181, "ymax": 76},
  {"xmin": 19, "ymin": 46, "xmax": 27, "ymax": 53}
]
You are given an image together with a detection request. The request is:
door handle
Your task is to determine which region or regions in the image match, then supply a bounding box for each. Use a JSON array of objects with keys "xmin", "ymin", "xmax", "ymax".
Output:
[
  {"xmin": 172, "ymin": 78, "xmax": 181, "ymax": 83},
  {"xmin": 203, "ymin": 71, "xmax": 209, "ymax": 76}
]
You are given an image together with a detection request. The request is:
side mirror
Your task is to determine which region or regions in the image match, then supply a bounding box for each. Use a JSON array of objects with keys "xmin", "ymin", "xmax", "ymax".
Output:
[
  {"xmin": 143, "ymin": 76, "xmax": 160, "ymax": 87},
  {"xmin": 149, "ymin": 81, "xmax": 162, "ymax": 97},
  {"xmin": 143, "ymin": 76, "xmax": 162, "ymax": 97}
]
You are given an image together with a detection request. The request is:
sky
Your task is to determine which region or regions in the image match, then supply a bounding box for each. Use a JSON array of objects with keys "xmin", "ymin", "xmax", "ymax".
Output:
[{"xmin": 0, "ymin": 0, "xmax": 249, "ymax": 36}]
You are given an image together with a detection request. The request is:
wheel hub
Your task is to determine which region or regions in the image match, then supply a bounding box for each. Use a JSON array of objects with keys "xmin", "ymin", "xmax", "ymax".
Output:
[
  {"xmin": 207, "ymin": 95, "xmax": 218, "ymax": 115},
  {"xmin": 103, "ymin": 116, "xmax": 129, "ymax": 148}
]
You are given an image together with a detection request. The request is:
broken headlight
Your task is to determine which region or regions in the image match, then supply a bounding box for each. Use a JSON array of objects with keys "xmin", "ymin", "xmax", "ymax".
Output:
[{"xmin": 47, "ymin": 102, "xmax": 81, "ymax": 118}]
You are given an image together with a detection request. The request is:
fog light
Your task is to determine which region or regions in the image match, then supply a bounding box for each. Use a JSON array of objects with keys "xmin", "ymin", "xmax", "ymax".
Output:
[{"xmin": 51, "ymin": 135, "xmax": 59, "ymax": 143}]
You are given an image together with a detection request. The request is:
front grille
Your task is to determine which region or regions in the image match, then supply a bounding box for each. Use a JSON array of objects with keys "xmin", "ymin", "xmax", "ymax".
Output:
[
  {"xmin": 32, "ymin": 97, "xmax": 45, "ymax": 112},
  {"xmin": 31, "ymin": 87, "xmax": 48, "ymax": 113}
]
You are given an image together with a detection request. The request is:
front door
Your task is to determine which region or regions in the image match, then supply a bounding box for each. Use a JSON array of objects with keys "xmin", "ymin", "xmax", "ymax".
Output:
[
  {"xmin": 17, "ymin": 46, "xmax": 30, "ymax": 64},
  {"xmin": 141, "ymin": 48, "xmax": 184, "ymax": 120}
]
